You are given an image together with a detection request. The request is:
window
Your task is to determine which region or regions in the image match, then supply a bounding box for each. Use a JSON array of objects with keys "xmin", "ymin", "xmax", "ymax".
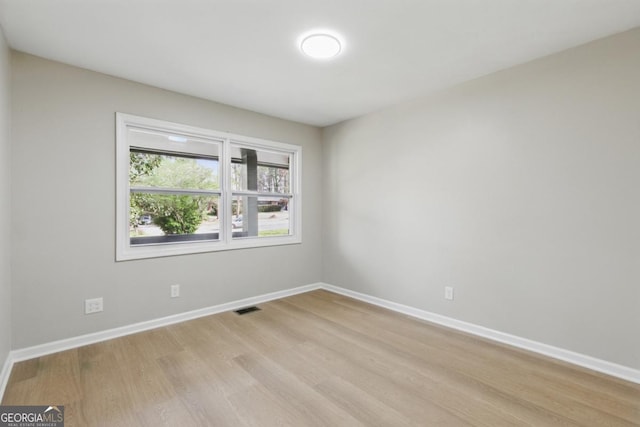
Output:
[{"xmin": 116, "ymin": 113, "xmax": 301, "ymax": 261}]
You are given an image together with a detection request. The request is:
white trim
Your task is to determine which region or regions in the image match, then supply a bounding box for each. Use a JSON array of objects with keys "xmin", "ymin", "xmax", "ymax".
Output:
[
  {"xmin": 8, "ymin": 283, "xmax": 321, "ymax": 364},
  {"xmin": 116, "ymin": 112, "xmax": 302, "ymax": 261},
  {"xmin": 2, "ymin": 281, "xmax": 638, "ymax": 403},
  {"xmin": 0, "ymin": 352, "xmax": 13, "ymax": 401},
  {"xmin": 320, "ymin": 283, "xmax": 640, "ymax": 385}
]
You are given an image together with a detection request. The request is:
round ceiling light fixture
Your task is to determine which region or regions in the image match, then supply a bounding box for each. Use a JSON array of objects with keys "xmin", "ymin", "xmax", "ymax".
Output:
[{"xmin": 300, "ymin": 33, "xmax": 342, "ymax": 59}]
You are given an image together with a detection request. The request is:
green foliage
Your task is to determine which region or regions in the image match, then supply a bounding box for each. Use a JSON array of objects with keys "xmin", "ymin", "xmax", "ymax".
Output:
[
  {"xmin": 129, "ymin": 149, "xmax": 289, "ymax": 236},
  {"xmin": 129, "ymin": 153, "xmax": 219, "ymax": 234},
  {"xmin": 130, "ymin": 152, "xmax": 162, "ymax": 183},
  {"xmin": 148, "ymin": 195, "xmax": 205, "ymax": 235},
  {"xmin": 258, "ymin": 204, "xmax": 283, "ymax": 213},
  {"xmin": 133, "ymin": 156, "xmax": 218, "ymax": 190},
  {"xmin": 129, "ymin": 152, "xmax": 162, "ymax": 228},
  {"xmin": 130, "ymin": 203, "xmax": 141, "ymax": 226}
]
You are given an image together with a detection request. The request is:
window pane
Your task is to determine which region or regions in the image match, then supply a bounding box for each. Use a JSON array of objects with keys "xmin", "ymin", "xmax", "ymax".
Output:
[
  {"xmin": 230, "ymin": 146, "xmax": 290, "ymax": 193},
  {"xmin": 130, "ymin": 150, "xmax": 219, "ymax": 191},
  {"xmin": 117, "ymin": 114, "xmax": 302, "ymax": 260},
  {"xmin": 130, "ymin": 193, "xmax": 220, "ymax": 245},
  {"xmin": 232, "ymin": 196, "xmax": 290, "ymax": 238}
]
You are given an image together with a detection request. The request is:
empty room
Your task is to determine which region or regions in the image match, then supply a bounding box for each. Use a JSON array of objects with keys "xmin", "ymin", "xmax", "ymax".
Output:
[{"xmin": 0, "ymin": 1, "xmax": 639, "ymax": 425}]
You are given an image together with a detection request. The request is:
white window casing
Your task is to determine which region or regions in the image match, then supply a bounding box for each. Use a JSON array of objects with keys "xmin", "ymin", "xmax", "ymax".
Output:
[{"xmin": 116, "ymin": 113, "xmax": 302, "ymax": 261}]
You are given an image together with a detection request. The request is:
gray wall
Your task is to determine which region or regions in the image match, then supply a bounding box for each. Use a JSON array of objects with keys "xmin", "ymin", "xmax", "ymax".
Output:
[
  {"xmin": 323, "ymin": 28, "xmax": 640, "ymax": 369},
  {"xmin": 0, "ymin": 27, "xmax": 11, "ymax": 368},
  {"xmin": 11, "ymin": 52, "xmax": 323, "ymax": 349},
  {"xmin": 6, "ymin": 28, "xmax": 640, "ymax": 371}
]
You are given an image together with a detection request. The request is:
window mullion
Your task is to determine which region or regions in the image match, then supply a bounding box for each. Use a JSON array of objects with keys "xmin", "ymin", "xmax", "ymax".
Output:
[
  {"xmin": 130, "ymin": 186, "xmax": 221, "ymax": 196},
  {"xmin": 231, "ymin": 190, "xmax": 292, "ymax": 199},
  {"xmin": 117, "ymin": 112, "xmax": 301, "ymax": 261},
  {"xmin": 222, "ymin": 137, "xmax": 232, "ymax": 244}
]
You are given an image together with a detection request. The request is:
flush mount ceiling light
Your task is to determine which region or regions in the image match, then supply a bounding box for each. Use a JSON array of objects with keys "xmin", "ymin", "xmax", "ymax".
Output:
[{"xmin": 300, "ymin": 33, "xmax": 342, "ymax": 59}]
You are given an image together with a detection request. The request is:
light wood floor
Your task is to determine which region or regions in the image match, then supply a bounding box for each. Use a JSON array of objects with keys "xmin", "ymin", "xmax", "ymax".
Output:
[{"xmin": 3, "ymin": 290, "xmax": 639, "ymax": 426}]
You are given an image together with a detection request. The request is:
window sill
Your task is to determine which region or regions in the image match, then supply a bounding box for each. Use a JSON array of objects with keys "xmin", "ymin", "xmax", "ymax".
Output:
[{"xmin": 116, "ymin": 235, "xmax": 302, "ymax": 261}]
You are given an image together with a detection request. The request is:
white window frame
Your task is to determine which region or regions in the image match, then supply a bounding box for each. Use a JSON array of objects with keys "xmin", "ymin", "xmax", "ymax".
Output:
[{"xmin": 116, "ymin": 113, "xmax": 302, "ymax": 261}]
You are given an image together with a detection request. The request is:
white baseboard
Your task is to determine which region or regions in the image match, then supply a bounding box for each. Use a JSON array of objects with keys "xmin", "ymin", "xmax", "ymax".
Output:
[
  {"xmin": 0, "ymin": 351, "xmax": 12, "ymax": 401},
  {"xmin": 0, "ymin": 283, "xmax": 322, "ymax": 400},
  {"xmin": 10, "ymin": 283, "xmax": 322, "ymax": 364},
  {"xmin": 1, "ymin": 280, "xmax": 638, "ymax": 402},
  {"xmin": 321, "ymin": 283, "xmax": 640, "ymax": 384}
]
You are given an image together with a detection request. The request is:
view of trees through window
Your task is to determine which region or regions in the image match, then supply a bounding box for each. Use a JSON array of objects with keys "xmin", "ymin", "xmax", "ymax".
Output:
[
  {"xmin": 129, "ymin": 151, "xmax": 219, "ymax": 242},
  {"xmin": 229, "ymin": 147, "xmax": 291, "ymax": 238},
  {"xmin": 129, "ymin": 148, "xmax": 291, "ymax": 243},
  {"xmin": 117, "ymin": 113, "xmax": 301, "ymax": 260}
]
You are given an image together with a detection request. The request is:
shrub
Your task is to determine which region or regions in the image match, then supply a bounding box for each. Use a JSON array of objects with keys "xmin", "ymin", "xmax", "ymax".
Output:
[
  {"xmin": 150, "ymin": 195, "xmax": 205, "ymax": 235},
  {"xmin": 258, "ymin": 204, "xmax": 283, "ymax": 213}
]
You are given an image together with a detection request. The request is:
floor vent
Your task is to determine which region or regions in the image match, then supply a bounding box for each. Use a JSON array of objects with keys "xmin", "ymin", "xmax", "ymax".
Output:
[{"xmin": 234, "ymin": 306, "xmax": 261, "ymax": 315}]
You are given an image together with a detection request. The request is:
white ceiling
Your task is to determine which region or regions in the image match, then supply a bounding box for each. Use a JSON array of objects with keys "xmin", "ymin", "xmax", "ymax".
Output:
[{"xmin": 1, "ymin": 1, "xmax": 640, "ymax": 127}]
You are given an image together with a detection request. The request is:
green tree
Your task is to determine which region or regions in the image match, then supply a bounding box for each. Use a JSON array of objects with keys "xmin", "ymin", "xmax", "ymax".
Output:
[
  {"xmin": 134, "ymin": 156, "xmax": 218, "ymax": 191},
  {"xmin": 131, "ymin": 155, "xmax": 218, "ymax": 235},
  {"xmin": 130, "ymin": 152, "xmax": 162, "ymax": 182},
  {"xmin": 142, "ymin": 195, "xmax": 206, "ymax": 235},
  {"xmin": 129, "ymin": 152, "xmax": 162, "ymax": 228}
]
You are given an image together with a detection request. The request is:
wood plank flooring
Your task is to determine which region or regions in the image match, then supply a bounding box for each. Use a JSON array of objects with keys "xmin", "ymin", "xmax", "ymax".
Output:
[{"xmin": 3, "ymin": 290, "xmax": 639, "ymax": 426}]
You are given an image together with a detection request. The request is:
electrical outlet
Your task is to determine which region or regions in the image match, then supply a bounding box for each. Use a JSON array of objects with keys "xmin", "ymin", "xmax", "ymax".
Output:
[
  {"xmin": 444, "ymin": 286, "xmax": 454, "ymax": 301},
  {"xmin": 85, "ymin": 297, "xmax": 103, "ymax": 314},
  {"xmin": 171, "ymin": 284, "xmax": 180, "ymax": 298}
]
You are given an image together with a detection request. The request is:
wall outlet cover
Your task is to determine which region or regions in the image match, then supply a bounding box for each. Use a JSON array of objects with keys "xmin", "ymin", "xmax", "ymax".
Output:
[
  {"xmin": 444, "ymin": 286, "xmax": 454, "ymax": 301},
  {"xmin": 85, "ymin": 297, "xmax": 103, "ymax": 314},
  {"xmin": 171, "ymin": 284, "xmax": 180, "ymax": 298}
]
